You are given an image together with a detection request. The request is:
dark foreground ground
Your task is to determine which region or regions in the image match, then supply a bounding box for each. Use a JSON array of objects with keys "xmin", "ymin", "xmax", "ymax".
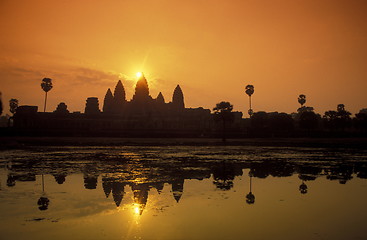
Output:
[{"xmin": 0, "ymin": 136, "xmax": 366, "ymax": 149}]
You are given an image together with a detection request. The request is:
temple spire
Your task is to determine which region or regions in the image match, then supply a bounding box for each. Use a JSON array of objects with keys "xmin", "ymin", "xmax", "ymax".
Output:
[
  {"xmin": 172, "ymin": 85, "xmax": 185, "ymax": 109},
  {"xmin": 171, "ymin": 179, "xmax": 184, "ymax": 203},
  {"xmin": 113, "ymin": 80, "xmax": 126, "ymax": 113},
  {"xmin": 103, "ymin": 88, "xmax": 114, "ymax": 113},
  {"xmin": 156, "ymin": 92, "xmax": 165, "ymax": 104},
  {"xmin": 132, "ymin": 73, "xmax": 150, "ymax": 101}
]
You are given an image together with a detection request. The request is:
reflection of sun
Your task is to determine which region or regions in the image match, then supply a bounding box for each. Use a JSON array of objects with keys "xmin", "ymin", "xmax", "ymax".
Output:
[
  {"xmin": 134, "ymin": 205, "xmax": 141, "ymax": 215},
  {"xmin": 132, "ymin": 203, "xmax": 145, "ymax": 216},
  {"xmin": 136, "ymin": 72, "xmax": 143, "ymax": 78}
]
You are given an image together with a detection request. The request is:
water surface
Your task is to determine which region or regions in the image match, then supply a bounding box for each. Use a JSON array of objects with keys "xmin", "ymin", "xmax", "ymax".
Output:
[{"xmin": 1, "ymin": 145, "xmax": 367, "ymax": 240}]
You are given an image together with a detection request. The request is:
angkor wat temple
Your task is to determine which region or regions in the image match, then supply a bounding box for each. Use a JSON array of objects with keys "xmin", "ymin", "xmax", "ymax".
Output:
[{"xmin": 13, "ymin": 74, "xmax": 243, "ymax": 137}]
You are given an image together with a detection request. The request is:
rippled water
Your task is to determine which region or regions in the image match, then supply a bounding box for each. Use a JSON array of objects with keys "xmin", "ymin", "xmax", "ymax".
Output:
[{"xmin": 1, "ymin": 145, "xmax": 367, "ymax": 240}]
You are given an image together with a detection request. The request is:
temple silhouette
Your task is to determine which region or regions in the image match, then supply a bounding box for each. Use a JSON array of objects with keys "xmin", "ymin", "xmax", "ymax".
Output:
[
  {"xmin": 13, "ymin": 74, "xmax": 243, "ymax": 137},
  {"xmin": 10, "ymin": 73, "xmax": 367, "ymax": 138}
]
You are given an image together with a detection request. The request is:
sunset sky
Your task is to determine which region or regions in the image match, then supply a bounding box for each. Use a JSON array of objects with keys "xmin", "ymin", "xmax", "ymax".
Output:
[{"xmin": 1, "ymin": 0, "xmax": 366, "ymax": 116}]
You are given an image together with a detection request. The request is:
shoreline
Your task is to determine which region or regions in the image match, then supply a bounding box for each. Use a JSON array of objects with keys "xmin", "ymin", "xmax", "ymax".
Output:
[{"xmin": 0, "ymin": 136, "xmax": 366, "ymax": 149}]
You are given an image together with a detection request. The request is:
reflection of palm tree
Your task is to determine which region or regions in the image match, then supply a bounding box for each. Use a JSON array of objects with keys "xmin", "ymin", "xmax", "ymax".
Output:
[
  {"xmin": 37, "ymin": 174, "xmax": 50, "ymax": 211},
  {"xmin": 246, "ymin": 174, "xmax": 255, "ymax": 204},
  {"xmin": 299, "ymin": 181, "xmax": 308, "ymax": 194},
  {"xmin": 245, "ymin": 85, "xmax": 254, "ymax": 117},
  {"xmin": 37, "ymin": 196, "xmax": 50, "ymax": 211},
  {"xmin": 41, "ymin": 78, "xmax": 53, "ymax": 112},
  {"xmin": 7, "ymin": 174, "xmax": 16, "ymax": 187}
]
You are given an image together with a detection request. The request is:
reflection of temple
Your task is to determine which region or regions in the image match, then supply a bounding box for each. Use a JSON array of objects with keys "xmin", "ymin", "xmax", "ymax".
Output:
[
  {"xmin": 13, "ymin": 74, "xmax": 244, "ymax": 137},
  {"xmin": 5, "ymin": 153, "xmax": 367, "ymax": 212},
  {"xmin": 101, "ymin": 176, "xmax": 185, "ymax": 213}
]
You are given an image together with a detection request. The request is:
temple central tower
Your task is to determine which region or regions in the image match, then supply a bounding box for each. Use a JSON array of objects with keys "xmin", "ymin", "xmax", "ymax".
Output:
[{"xmin": 132, "ymin": 73, "xmax": 151, "ymax": 103}]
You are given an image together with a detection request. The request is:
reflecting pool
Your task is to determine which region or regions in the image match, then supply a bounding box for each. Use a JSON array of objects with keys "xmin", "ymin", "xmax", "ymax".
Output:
[{"xmin": 1, "ymin": 145, "xmax": 367, "ymax": 240}]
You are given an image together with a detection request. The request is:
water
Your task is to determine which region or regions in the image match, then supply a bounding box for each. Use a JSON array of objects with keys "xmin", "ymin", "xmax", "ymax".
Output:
[{"xmin": 1, "ymin": 145, "xmax": 367, "ymax": 240}]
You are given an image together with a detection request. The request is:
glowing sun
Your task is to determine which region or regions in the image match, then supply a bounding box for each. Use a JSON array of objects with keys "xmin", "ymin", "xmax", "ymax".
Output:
[{"xmin": 136, "ymin": 72, "xmax": 143, "ymax": 78}]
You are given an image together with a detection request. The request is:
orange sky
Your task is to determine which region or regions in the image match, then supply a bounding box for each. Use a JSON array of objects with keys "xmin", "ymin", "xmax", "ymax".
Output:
[{"xmin": 1, "ymin": 0, "xmax": 366, "ymax": 116}]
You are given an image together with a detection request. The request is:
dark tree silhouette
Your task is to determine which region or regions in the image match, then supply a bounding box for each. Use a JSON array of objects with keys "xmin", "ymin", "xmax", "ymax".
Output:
[
  {"xmin": 297, "ymin": 106, "xmax": 314, "ymax": 115},
  {"xmin": 296, "ymin": 101, "xmax": 318, "ymax": 134},
  {"xmin": 8, "ymin": 98, "xmax": 18, "ymax": 127},
  {"xmin": 337, "ymin": 104, "xmax": 345, "ymax": 112},
  {"xmin": 0, "ymin": 92, "xmax": 3, "ymax": 115},
  {"xmin": 250, "ymin": 111, "xmax": 268, "ymax": 132},
  {"xmin": 354, "ymin": 109, "xmax": 367, "ymax": 133},
  {"xmin": 9, "ymin": 98, "xmax": 18, "ymax": 114},
  {"xmin": 299, "ymin": 111, "xmax": 319, "ymax": 132},
  {"xmin": 336, "ymin": 104, "xmax": 352, "ymax": 131},
  {"xmin": 54, "ymin": 102, "xmax": 69, "ymax": 114},
  {"xmin": 213, "ymin": 101, "xmax": 234, "ymax": 142},
  {"xmin": 298, "ymin": 94, "xmax": 306, "ymax": 107},
  {"xmin": 323, "ymin": 104, "xmax": 351, "ymax": 132},
  {"xmin": 41, "ymin": 78, "xmax": 53, "ymax": 112},
  {"xmin": 245, "ymin": 84, "xmax": 254, "ymax": 117},
  {"xmin": 53, "ymin": 174, "xmax": 66, "ymax": 184},
  {"xmin": 250, "ymin": 111, "xmax": 294, "ymax": 137},
  {"xmin": 323, "ymin": 110, "xmax": 338, "ymax": 131},
  {"xmin": 212, "ymin": 161, "xmax": 236, "ymax": 190}
]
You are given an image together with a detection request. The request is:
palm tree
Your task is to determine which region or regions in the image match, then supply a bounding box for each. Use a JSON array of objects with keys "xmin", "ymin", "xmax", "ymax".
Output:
[
  {"xmin": 298, "ymin": 94, "xmax": 306, "ymax": 107},
  {"xmin": 337, "ymin": 104, "xmax": 345, "ymax": 112},
  {"xmin": 245, "ymin": 85, "xmax": 254, "ymax": 117},
  {"xmin": 8, "ymin": 98, "xmax": 18, "ymax": 127},
  {"xmin": 213, "ymin": 101, "xmax": 234, "ymax": 142},
  {"xmin": 41, "ymin": 78, "xmax": 53, "ymax": 112},
  {"xmin": 0, "ymin": 92, "xmax": 3, "ymax": 116},
  {"xmin": 9, "ymin": 98, "xmax": 18, "ymax": 115}
]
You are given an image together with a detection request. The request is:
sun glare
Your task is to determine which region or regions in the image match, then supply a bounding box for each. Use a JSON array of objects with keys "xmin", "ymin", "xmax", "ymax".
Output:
[
  {"xmin": 134, "ymin": 206, "xmax": 141, "ymax": 215},
  {"xmin": 136, "ymin": 72, "xmax": 143, "ymax": 78},
  {"xmin": 132, "ymin": 203, "xmax": 145, "ymax": 216}
]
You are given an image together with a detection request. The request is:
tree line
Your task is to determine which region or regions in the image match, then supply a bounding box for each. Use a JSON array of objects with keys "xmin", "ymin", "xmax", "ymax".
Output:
[
  {"xmin": 1, "ymin": 80, "xmax": 366, "ymax": 138},
  {"xmin": 214, "ymin": 86, "xmax": 367, "ymax": 140}
]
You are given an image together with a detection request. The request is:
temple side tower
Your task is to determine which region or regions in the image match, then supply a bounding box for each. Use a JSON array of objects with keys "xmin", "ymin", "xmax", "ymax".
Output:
[
  {"xmin": 85, "ymin": 97, "xmax": 101, "ymax": 114},
  {"xmin": 113, "ymin": 80, "xmax": 126, "ymax": 114},
  {"xmin": 172, "ymin": 85, "xmax": 185, "ymax": 109},
  {"xmin": 156, "ymin": 92, "xmax": 165, "ymax": 104},
  {"xmin": 103, "ymin": 88, "xmax": 114, "ymax": 113}
]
